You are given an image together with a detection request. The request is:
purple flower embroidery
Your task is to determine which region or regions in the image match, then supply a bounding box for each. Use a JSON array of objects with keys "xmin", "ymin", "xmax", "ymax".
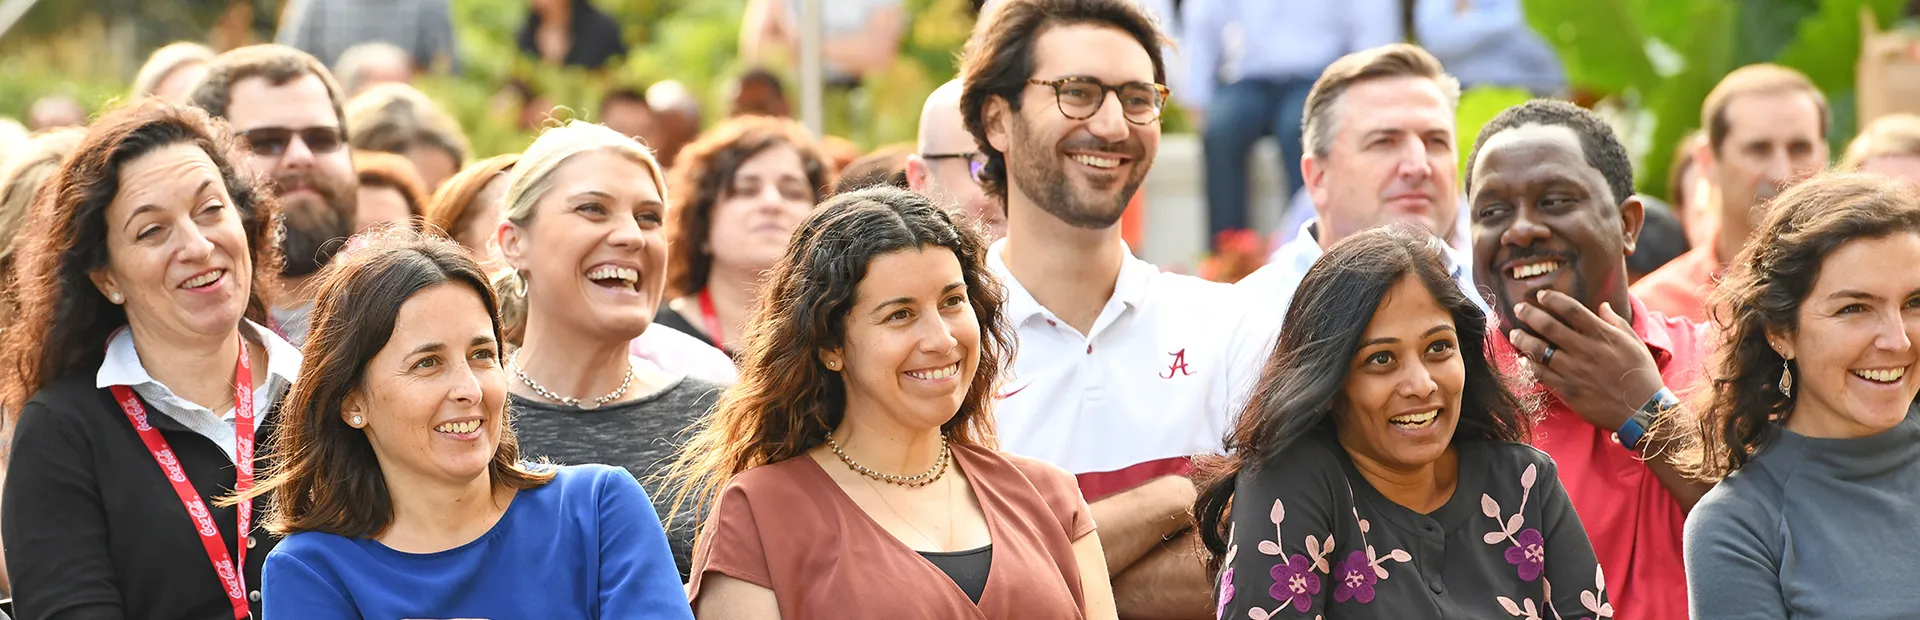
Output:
[
  {"xmin": 1216, "ymin": 567, "xmax": 1234, "ymax": 618},
  {"xmin": 1268, "ymin": 554, "xmax": 1321, "ymax": 612},
  {"xmin": 1332, "ymin": 550, "xmax": 1379, "ymax": 604},
  {"xmin": 1504, "ymin": 529, "xmax": 1546, "ymax": 581}
]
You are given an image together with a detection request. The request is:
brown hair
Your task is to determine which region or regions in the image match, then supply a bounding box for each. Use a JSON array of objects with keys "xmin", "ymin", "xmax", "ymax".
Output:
[
  {"xmin": 1668, "ymin": 129, "xmax": 1705, "ymax": 211},
  {"xmin": 353, "ymin": 149, "xmax": 430, "ymax": 225},
  {"xmin": 664, "ymin": 115, "xmax": 833, "ymax": 297},
  {"xmin": 1701, "ymin": 64, "xmax": 1829, "ymax": 154},
  {"xmin": 1840, "ymin": 113, "xmax": 1920, "ymax": 170},
  {"xmin": 1683, "ymin": 173, "xmax": 1920, "ymax": 481},
  {"xmin": 425, "ymin": 153, "xmax": 520, "ymax": 247},
  {"xmin": 1, "ymin": 100, "xmax": 282, "ymax": 418},
  {"xmin": 345, "ymin": 83, "xmax": 470, "ymax": 170},
  {"xmin": 0, "ymin": 128, "xmax": 85, "ymax": 303},
  {"xmin": 1301, "ymin": 44, "xmax": 1459, "ymax": 160},
  {"xmin": 225, "ymin": 229, "xmax": 553, "ymax": 536},
  {"xmin": 662, "ymin": 185, "xmax": 1011, "ymax": 526},
  {"xmin": 834, "ymin": 143, "xmax": 914, "ymax": 194},
  {"xmin": 189, "ymin": 44, "xmax": 346, "ymax": 126},
  {"xmin": 958, "ymin": 0, "xmax": 1169, "ymax": 203}
]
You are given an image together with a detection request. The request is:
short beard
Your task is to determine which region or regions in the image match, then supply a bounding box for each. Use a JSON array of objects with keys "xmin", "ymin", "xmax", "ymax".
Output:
[
  {"xmin": 272, "ymin": 172, "xmax": 359, "ymax": 277},
  {"xmin": 1005, "ymin": 111, "xmax": 1147, "ymax": 230}
]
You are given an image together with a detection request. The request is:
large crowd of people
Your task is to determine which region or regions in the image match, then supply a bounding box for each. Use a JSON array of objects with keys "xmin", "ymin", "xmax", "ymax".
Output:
[{"xmin": 3, "ymin": 0, "xmax": 1920, "ymax": 619}]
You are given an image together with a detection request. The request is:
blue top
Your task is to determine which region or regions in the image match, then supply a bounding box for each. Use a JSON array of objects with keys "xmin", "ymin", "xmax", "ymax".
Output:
[
  {"xmin": 1178, "ymin": 0, "xmax": 1402, "ymax": 109},
  {"xmin": 261, "ymin": 464, "xmax": 693, "ymax": 619}
]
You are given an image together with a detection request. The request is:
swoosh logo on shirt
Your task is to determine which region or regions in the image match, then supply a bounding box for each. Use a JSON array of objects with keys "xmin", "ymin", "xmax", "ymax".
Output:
[{"xmin": 995, "ymin": 384, "xmax": 1030, "ymax": 399}]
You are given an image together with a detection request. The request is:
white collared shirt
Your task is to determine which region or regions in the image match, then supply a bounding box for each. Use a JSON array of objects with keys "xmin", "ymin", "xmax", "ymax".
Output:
[
  {"xmin": 987, "ymin": 240, "xmax": 1277, "ymax": 501},
  {"xmin": 96, "ymin": 320, "xmax": 303, "ymax": 463},
  {"xmin": 1242, "ymin": 217, "xmax": 1489, "ymax": 316}
]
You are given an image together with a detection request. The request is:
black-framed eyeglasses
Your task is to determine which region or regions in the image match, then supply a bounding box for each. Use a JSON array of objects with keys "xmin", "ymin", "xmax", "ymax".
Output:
[
  {"xmin": 236, "ymin": 126, "xmax": 345, "ymax": 157},
  {"xmin": 921, "ymin": 151, "xmax": 987, "ymax": 184},
  {"xmin": 1027, "ymin": 77, "xmax": 1171, "ymax": 125}
]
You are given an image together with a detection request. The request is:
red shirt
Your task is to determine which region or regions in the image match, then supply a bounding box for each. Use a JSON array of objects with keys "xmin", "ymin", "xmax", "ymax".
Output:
[
  {"xmin": 1491, "ymin": 296, "xmax": 1706, "ymax": 620},
  {"xmin": 1631, "ymin": 246, "xmax": 1720, "ymax": 323}
]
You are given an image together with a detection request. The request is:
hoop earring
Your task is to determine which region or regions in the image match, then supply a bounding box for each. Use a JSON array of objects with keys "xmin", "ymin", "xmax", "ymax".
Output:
[{"xmin": 1779, "ymin": 360, "xmax": 1794, "ymax": 398}]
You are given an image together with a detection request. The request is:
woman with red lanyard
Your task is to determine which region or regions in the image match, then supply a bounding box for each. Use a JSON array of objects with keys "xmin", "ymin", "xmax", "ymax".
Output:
[
  {"xmin": 652, "ymin": 114, "xmax": 835, "ymax": 358},
  {"xmin": 1, "ymin": 100, "xmax": 296, "ymax": 619}
]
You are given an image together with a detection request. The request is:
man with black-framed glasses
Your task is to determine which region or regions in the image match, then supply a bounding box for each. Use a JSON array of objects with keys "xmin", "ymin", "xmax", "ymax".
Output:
[
  {"xmin": 907, "ymin": 79, "xmax": 1004, "ymax": 238},
  {"xmin": 958, "ymin": 0, "xmax": 1280, "ymax": 616},
  {"xmin": 190, "ymin": 44, "xmax": 359, "ymax": 346}
]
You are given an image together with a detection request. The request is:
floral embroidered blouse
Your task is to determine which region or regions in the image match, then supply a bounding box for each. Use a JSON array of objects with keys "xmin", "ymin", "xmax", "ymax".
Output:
[{"xmin": 1216, "ymin": 431, "xmax": 1611, "ymax": 620}]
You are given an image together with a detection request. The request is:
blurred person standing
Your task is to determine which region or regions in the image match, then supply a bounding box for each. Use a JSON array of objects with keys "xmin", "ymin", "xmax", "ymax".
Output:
[
  {"xmin": 1634, "ymin": 65, "xmax": 1830, "ymax": 323},
  {"xmin": 132, "ymin": 42, "xmax": 217, "ymax": 103},
  {"xmin": 0, "ymin": 128, "xmax": 83, "ymax": 325},
  {"xmin": 600, "ymin": 87, "xmax": 656, "ymax": 144},
  {"xmin": 2, "ymin": 100, "xmax": 296, "ymax": 620},
  {"xmin": 1667, "ymin": 130, "xmax": 1721, "ymax": 253},
  {"xmin": 333, "ymin": 42, "xmax": 416, "ymax": 98},
  {"xmin": 728, "ymin": 68, "xmax": 793, "ymax": 119},
  {"xmin": 25, "ymin": 96, "xmax": 85, "ymax": 131},
  {"xmin": 190, "ymin": 44, "xmax": 361, "ymax": 347},
  {"xmin": 353, "ymin": 150, "xmax": 429, "ymax": 232},
  {"xmin": 655, "ymin": 115, "xmax": 835, "ymax": 357},
  {"xmin": 276, "ymin": 0, "xmax": 459, "ymax": 71},
  {"xmin": 493, "ymin": 121, "xmax": 730, "ymax": 579},
  {"xmin": 1182, "ymin": 0, "xmax": 1401, "ymax": 249},
  {"xmin": 959, "ymin": 0, "xmax": 1277, "ymax": 615},
  {"xmin": 908, "ymin": 79, "xmax": 1006, "ymax": 239},
  {"xmin": 669, "ymin": 186, "xmax": 1118, "ymax": 618},
  {"xmin": 1414, "ymin": 0, "xmax": 1565, "ymax": 94},
  {"xmin": 1840, "ymin": 113, "xmax": 1920, "ymax": 182},
  {"xmin": 647, "ymin": 81, "xmax": 704, "ymax": 169},
  {"xmin": 425, "ymin": 154, "xmax": 519, "ymax": 267},
  {"xmin": 739, "ymin": 0, "xmax": 903, "ymax": 137},
  {"xmin": 835, "ymin": 144, "xmax": 912, "ymax": 194},
  {"xmin": 520, "ymin": 0, "xmax": 628, "ymax": 69},
  {"xmin": 345, "ymin": 82, "xmax": 469, "ymax": 192},
  {"xmin": 242, "ymin": 230, "xmax": 691, "ymax": 618}
]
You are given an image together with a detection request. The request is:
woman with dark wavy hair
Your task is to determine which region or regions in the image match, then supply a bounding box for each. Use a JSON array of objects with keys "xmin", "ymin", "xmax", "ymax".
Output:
[
  {"xmin": 1198, "ymin": 226, "xmax": 1606, "ymax": 619},
  {"xmin": 1682, "ymin": 173, "xmax": 1920, "ymax": 619},
  {"xmin": 1, "ymin": 100, "xmax": 292, "ymax": 620},
  {"xmin": 664, "ymin": 185, "xmax": 1116, "ymax": 618}
]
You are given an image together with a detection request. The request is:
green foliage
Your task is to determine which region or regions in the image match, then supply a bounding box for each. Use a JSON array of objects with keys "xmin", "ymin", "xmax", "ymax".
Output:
[
  {"xmin": 1455, "ymin": 86, "xmax": 1535, "ymax": 177},
  {"xmin": 1519, "ymin": 0, "xmax": 1906, "ymax": 202}
]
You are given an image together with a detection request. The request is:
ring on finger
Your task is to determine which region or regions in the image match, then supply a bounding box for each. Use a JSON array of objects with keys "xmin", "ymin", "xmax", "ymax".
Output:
[{"xmin": 1540, "ymin": 344, "xmax": 1557, "ymax": 367}]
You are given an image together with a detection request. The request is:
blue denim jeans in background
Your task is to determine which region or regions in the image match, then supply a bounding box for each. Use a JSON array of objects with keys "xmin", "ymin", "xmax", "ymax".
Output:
[{"xmin": 1201, "ymin": 77, "xmax": 1313, "ymax": 249}]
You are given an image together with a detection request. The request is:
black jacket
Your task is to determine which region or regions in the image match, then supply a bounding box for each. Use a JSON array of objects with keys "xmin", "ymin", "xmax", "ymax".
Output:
[
  {"xmin": 515, "ymin": 0, "xmax": 628, "ymax": 69},
  {"xmin": 4, "ymin": 372, "xmax": 282, "ymax": 620}
]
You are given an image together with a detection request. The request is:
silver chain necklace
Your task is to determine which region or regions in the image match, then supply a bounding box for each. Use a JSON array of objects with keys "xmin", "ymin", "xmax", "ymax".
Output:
[{"xmin": 507, "ymin": 350, "xmax": 633, "ymax": 410}]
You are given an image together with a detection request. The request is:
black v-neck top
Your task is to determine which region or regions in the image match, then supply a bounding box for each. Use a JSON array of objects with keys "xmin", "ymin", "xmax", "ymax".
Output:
[
  {"xmin": 921, "ymin": 544, "xmax": 993, "ymax": 603},
  {"xmin": 1216, "ymin": 430, "xmax": 1610, "ymax": 619}
]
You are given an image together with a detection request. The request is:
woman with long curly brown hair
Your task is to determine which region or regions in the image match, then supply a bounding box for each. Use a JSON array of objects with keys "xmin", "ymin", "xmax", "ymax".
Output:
[
  {"xmin": 654, "ymin": 114, "xmax": 834, "ymax": 357},
  {"xmin": 1682, "ymin": 172, "xmax": 1920, "ymax": 619},
  {"xmin": 664, "ymin": 186, "xmax": 1116, "ymax": 618},
  {"xmin": 0, "ymin": 99, "xmax": 292, "ymax": 620}
]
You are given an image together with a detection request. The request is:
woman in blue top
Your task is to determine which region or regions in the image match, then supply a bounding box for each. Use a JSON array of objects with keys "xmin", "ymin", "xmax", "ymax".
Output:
[{"xmin": 231, "ymin": 229, "xmax": 691, "ymax": 618}]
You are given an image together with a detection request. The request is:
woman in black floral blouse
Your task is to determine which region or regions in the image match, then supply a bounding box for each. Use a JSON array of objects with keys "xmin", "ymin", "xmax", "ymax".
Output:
[{"xmin": 1196, "ymin": 227, "xmax": 1608, "ymax": 619}]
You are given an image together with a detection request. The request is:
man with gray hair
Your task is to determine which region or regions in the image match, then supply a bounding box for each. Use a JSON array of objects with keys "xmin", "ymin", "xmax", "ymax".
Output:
[
  {"xmin": 333, "ymin": 42, "xmax": 416, "ymax": 97},
  {"xmin": 1237, "ymin": 43, "xmax": 1483, "ymax": 317}
]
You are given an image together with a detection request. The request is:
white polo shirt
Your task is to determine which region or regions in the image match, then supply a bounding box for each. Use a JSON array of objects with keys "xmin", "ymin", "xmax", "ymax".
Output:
[{"xmin": 987, "ymin": 240, "xmax": 1277, "ymax": 502}]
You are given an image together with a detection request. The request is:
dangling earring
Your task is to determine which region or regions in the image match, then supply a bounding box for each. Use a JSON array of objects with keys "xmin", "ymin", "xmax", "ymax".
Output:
[
  {"xmin": 351, "ymin": 415, "xmax": 364, "ymax": 427},
  {"xmin": 1779, "ymin": 360, "xmax": 1794, "ymax": 398}
]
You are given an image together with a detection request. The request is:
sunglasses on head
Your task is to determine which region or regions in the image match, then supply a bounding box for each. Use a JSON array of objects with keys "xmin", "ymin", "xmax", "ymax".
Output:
[{"xmin": 237, "ymin": 126, "xmax": 345, "ymax": 157}]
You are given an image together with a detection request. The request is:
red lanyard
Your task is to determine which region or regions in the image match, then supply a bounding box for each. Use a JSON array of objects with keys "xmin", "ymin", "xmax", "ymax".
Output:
[
  {"xmin": 111, "ymin": 334, "xmax": 255, "ymax": 619},
  {"xmin": 699, "ymin": 288, "xmax": 727, "ymax": 352}
]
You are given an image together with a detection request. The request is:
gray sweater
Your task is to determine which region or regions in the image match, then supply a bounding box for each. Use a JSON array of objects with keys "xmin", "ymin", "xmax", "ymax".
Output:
[
  {"xmin": 1683, "ymin": 403, "xmax": 1920, "ymax": 619},
  {"xmin": 509, "ymin": 376, "xmax": 726, "ymax": 581}
]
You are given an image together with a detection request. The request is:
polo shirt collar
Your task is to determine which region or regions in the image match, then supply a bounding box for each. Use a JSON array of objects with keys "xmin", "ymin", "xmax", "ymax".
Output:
[
  {"xmin": 1627, "ymin": 295, "xmax": 1675, "ymax": 368},
  {"xmin": 987, "ymin": 238, "xmax": 1153, "ymax": 327}
]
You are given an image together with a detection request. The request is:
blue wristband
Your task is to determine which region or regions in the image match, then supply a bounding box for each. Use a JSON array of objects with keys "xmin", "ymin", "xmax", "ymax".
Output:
[{"xmin": 1617, "ymin": 387, "xmax": 1677, "ymax": 451}]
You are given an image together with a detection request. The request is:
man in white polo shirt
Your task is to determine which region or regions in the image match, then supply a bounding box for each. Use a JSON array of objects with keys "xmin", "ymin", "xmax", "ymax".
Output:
[
  {"xmin": 1238, "ymin": 44, "xmax": 1485, "ymax": 315},
  {"xmin": 958, "ymin": 0, "xmax": 1272, "ymax": 615}
]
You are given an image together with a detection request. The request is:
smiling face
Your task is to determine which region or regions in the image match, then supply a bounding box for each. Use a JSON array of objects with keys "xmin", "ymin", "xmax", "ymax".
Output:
[
  {"xmin": 90, "ymin": 142, "xmax": 253, "ymax": 342},
  {"xmin": 1470, "ymin": 124, "xmax": 1642, "ymax": 335},
  {"xmin": 498, "ymin": 150, "xmax": 668, "ymax": 339},
  {"xmin": 226, "ymin": 74, "xmax": 358, "ymax": 230},
  {"xmin": 823, "ymin": 247, "xmax": 981, "ymax": 434},
  {"xmin": 348, "ymin": 282, "xmax": 507, "ymax": 488},
  {"xmin": 1335, "ymin": 275, "xmax": 1465, "ymax": 471},
  {"xmin": 1309, "ymin": 76, "xmax": 1459, "ymax": 245},
  {"xmin": 1774, "ymin": 233, "xmax": 1920, "ymax": 439},
  {"xmin": 707, "ymin": 143, "xmax": 815, "ymax": 277},
  {"xmin": 988, "ymin": 23, "xmax": 1159, "ymax": 230}
]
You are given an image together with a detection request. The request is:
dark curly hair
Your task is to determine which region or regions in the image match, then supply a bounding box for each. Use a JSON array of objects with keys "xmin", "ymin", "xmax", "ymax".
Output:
[
  {"xmin": 661, "ymin": 185, "xmax": 1013, "ymax": 527},
  {"xmin": 1467, "ymin": 99, "xmax": 1635, "ymax": 207},
  {"xmin": 1, "ymin": 100, "xmax": 283, "ymax": 419},
  {"xmin": 1681, "ymin": 172, "xmax": 1920, "ymax": 481},
  {"xmin": 664, "ymin": 115, "xmax": 833, "ymax": 298},
  {"xmin": 1195, "ymin": 225, "xmax": 1531, "ymax": 568}
]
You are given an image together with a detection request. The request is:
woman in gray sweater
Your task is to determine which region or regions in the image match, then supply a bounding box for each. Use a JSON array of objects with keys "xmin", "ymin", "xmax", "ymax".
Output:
[{"xmin": 1682, "ymin": 173, "xmax": 1920, "ymax": 619}]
